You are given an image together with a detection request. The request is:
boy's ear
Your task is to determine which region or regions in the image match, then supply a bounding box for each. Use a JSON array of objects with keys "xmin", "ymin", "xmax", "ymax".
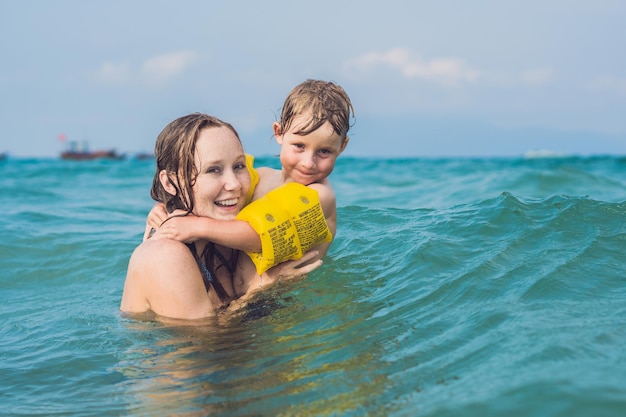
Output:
[
  {"xmin": 273, "ymin": 122, "xmax": 284, "ymax": 144},
  {"xmin": 339, "ymin": 135, "xmax": 350, "ymax": 153},
  {"xmin": 159, "ymin": 169, "xmax": 178, "ymax": 196}
]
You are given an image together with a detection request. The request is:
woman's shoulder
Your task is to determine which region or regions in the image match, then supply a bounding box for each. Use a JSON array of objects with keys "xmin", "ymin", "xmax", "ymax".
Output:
[
  {"xmin": 131, "ymin": 238, "xmax": 193, "ymax": 266},
  {"xmin": 139, "ymin": 237, "xmax": 189, "ymax": 252},
  {"xmin": 127, "ymin": 239, "xmax": 201, "ymax": 290}
]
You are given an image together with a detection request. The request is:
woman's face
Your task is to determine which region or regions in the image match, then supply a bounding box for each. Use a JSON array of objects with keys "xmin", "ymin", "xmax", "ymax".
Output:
[{"xmin": 191, "ymin": 126, "xmax": 250, "ymax": 220}]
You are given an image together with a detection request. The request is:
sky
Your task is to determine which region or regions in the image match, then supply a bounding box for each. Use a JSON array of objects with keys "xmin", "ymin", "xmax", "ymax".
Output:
[{"xmin": 1, "ymin": 0, "xmax": 625, "ymax": 158}]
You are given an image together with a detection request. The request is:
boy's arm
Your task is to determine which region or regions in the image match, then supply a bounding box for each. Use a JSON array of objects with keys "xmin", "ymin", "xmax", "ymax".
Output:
[
  {"xmin": 307, "ymin": 182, "xmax": 337, "ymax": 259},
  {"xmin": 150, "ymin": 215, "xmax": 262, "ymax": 253}
]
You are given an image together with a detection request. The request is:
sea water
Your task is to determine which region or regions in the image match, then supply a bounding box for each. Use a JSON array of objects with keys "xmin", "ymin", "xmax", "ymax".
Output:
[{"xmin": 1, "ymin": 155, "xmax": 625, "ymax": 416}]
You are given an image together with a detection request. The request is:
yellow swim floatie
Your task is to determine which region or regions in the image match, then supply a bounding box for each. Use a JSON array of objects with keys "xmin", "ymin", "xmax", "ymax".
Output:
[
  {"xmin": 236, "ymin": 182, "xmax": 332, "ymax": 274},
  {"xmin": 244, "ymin": 154, "xmax": 259, "ymax": 204}
]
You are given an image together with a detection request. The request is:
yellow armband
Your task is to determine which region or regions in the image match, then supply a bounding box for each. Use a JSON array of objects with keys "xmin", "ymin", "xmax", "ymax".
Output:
[
  {"xmin": 245, "ymin": 154, "xmax": 259, "ymax": 204},
  {"xmin": 236, "ymin": 182, "xmax": 332, "ymax": 274}
]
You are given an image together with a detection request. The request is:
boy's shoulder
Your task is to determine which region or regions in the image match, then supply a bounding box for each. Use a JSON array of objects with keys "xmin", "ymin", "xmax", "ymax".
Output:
[
  {"xmin": 253, "ymin": 167, "xmax": 281, "ymax": 199},
  {"xmin": 255, "ymin": 166, "xmax": 278, "ymax": 176},
  {"xmin": 307, "ymin": 179, "xmax": 335, "ymax": 202}
]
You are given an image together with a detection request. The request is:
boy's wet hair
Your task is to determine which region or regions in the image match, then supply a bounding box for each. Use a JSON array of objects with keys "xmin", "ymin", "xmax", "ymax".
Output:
[{"xmin": 279, "ymin": 79, "xmax": 354, "ymax": 140}]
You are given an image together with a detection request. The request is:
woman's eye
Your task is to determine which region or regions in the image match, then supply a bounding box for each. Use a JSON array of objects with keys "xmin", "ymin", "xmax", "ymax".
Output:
[
  {"xmin": 234, "ymin": 162, "xmax": 246, "ymax": 171},
  {"xmin": 207, "ymin": 167, "xmax": 221, "ymax": 174}
]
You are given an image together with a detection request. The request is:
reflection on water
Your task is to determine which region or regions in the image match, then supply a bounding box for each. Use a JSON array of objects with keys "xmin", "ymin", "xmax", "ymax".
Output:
[{"xmin": 115, "ymin": 283, "xmax": 391, "ymax": 416}]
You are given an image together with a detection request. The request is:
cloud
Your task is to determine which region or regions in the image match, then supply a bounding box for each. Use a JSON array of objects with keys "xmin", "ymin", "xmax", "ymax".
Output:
[
  {"xmin": 140, "ymin": 51, "xmax": 198, "ymax": 86},
  {"xmin": 344, "ymin": 48, "xmax": 560, "ymax": 90},
  {"xmin": 93, "ymin": 61, "xmax": 131, "ymax": 85},
  {"xmin": 521, "ymin": 68, "xmax": 555, "ymax": 86},
  {"xmin": 344, "ymin": 47, "xmax": 481, "ymax": 86},
  {"xmin": 589, "ymin": 76, "xmax": 626, "ymax": 95},
  {"xmin": 91, "ymin": 51, "xmax": 198, "ymax": 87}
]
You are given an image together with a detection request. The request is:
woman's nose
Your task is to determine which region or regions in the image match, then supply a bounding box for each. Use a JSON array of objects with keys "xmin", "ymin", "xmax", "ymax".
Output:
[{"xmin": 223, "ymin": 169, "xmax": 241, "ymax": 190}]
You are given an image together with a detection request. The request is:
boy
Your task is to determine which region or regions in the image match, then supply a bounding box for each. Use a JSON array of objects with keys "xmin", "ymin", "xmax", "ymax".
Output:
[{"xmin": 148, "ymin": 79, "xmax": 354, "ymax": 270}]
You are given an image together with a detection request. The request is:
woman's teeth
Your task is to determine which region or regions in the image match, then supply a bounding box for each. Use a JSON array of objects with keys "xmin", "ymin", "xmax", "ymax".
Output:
[{"xmin": 215, "ymin": 198, "xmax": 238, "ymax": 207}]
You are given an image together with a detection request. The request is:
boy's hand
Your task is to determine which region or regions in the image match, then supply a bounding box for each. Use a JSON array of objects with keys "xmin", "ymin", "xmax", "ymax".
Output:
[
  {"xmin": 143, "ymin": 203, "xmax": 168, "ymax": 241},
  {"xmin": 150, "ymin": 214, "xmax": 201, "ymax": 243},
  {"xmin": 226, "ymin": 250, "xmax": 323, "ymax": 313},
  {"xmin": 262, "ymin": 250, "xmax": 322, "ymax": 286}
]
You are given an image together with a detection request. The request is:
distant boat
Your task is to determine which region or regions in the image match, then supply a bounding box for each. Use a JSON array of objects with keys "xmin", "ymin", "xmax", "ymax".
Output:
[
  {"xmin": 61, "ymin": 149, "xmax": 123, "ymax": 160},
  {"xmin": 60, "ymin": 141, "xmax": 124, "ymax": 160},
  {"xmin": 0, "ymin": 152, "xmax": 7, "ymax": 161},
  {"xmin": 135, "ymin": 152, "xmax": 155, "ymax": 160}
]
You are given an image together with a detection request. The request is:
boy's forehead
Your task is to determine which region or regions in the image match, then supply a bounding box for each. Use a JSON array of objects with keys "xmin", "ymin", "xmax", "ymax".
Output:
[
  {"xmin": 289, "ymin": 112, "xmax": 314, "ymax": 130},
  {"xmin": 291, "ymin": 121, "xmax": 343, "ymax": 147},
  {"xmin": 288, "ymin": 111, "xmax": 335, "ymax": 134}
]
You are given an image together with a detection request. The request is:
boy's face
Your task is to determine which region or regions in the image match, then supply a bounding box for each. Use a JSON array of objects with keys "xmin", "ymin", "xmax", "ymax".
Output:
[{"xmin": 274, "ymin": 113, "xmax": 348, "ymax": 186}]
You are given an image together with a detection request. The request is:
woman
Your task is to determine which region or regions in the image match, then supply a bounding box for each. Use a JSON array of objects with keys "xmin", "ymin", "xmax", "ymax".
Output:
[{"xmin": 120, "ymin": 113, "xmax": 321, "ymax": 322}]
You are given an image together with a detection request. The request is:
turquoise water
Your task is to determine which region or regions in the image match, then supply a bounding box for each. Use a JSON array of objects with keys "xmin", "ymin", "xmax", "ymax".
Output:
[{"xmin": 1, "ymin": 155, "xmax": 625, "ymax": 416}]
